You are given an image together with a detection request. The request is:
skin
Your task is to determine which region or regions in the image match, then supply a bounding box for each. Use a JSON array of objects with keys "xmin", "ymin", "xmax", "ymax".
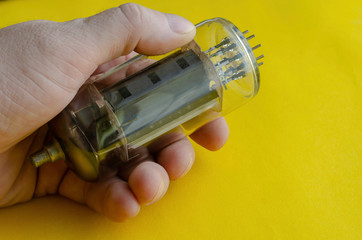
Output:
[{"xmin": 0, "ymin": 3, "xmax": 229, "ymax": 222}]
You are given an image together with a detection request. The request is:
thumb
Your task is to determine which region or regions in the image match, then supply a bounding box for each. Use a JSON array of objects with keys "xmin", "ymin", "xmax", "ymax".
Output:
[
  {"xmin": 64, "ymin": 3, "xmax": 196, "ymax": 66},
  {"xmin": 0, "ymin": 4, "xmax": 195, "ymax": 151}
]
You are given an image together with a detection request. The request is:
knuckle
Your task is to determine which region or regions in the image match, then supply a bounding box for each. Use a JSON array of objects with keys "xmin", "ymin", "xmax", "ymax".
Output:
[{"xmin": 118, "ymin": 3, "xmax": 144, "ymax": 31}]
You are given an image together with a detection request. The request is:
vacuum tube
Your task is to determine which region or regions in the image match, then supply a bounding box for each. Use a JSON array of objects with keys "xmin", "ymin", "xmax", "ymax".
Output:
[{"xmin": 30, "ymin": 18, "xmax": 264, "ymax": 181}]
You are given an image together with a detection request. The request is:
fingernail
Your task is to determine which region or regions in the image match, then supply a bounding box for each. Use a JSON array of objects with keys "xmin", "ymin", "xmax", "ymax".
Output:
[
  {"xmin": 145, "ymin": 177, "xmax": 166, "ymax": 206},
  {"xmin": 166, "ymin": 14, "xmax": 195, "ymax": 34},
  {"xmin": 179, "ymin": 156, "xmax": 194, "ymax": 178}
]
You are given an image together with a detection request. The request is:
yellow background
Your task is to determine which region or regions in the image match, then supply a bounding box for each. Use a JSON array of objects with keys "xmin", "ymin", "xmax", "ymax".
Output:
[{"xmin": 0, "ymin": 0, "xmax": 361, "ymax": 239}]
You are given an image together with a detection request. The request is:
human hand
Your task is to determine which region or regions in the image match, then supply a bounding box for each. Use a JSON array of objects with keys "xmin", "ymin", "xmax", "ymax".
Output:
[{"xmin": 0, "ymin": 3, "xmax": 229, "ymax": 221}]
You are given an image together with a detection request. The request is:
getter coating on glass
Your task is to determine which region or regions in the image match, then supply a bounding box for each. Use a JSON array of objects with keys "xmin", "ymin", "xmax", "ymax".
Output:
[{"xmin": 30, "ymin": 18, "xmax": 264, "ymax": 181}]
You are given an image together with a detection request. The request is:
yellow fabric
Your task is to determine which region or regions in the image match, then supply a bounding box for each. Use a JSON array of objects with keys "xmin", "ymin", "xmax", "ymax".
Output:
[{"xmin": 0, "ymin": 0, "xmax": 360, "ymax": 239}]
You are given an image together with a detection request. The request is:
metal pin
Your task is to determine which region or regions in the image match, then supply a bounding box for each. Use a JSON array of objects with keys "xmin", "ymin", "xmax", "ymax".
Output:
[
  {"xmin": 234, "ymin": 71, "xmax": 246, "ymax": 78},
  {"xmin": 256, "ymin": 55, "xmax": 264, "ymax": 61},
  {"xmin": 252, "ymin": 44, "xmax": 261, "ymax": 50},
  {"xmin": 210, "ymin": 49, "xmax": 223, "ymax": 58},
  {"xmin": 231, "ymin": 53, "xmax": 242, "ymax": 61},
  {"xmin": 217, "ymin": 38, "xmax": 231, "ymax": 47},
  {"xmin": 246, "ymin": 34, "xmax": 255, "ymax": 40},
  {"xmin": 210, "ymin": 43, "xmax": 237, "ymax": 58},
  {"xmin": 258, "ymin": 62, "xmax": 264, "ymax": 66},
  {"xmin": 242, "ymin": 30, "xmax": 249, "ymax": 34},
  {"xmin": 215, "ymin": 53, "xmax": 242, "ymax": 67},
  {"xmin": 128, "ymin": 153, "xmax": 141, "ymax": 161},
  {"xmin": 227, "ymin": 71, "xmax": 246, "ymax": 82},
  {"xmin": 206, "ymin": 38, "xmax": 231, "ymax": 53},
  {"xmin": 215, "ymin": 58, "xmax": 229, "ymax": 67},
  {"xmin": 222, "ymin": 81, "xmax": 228, "ymax": 90},
  {"xmin": 224, "ymin": 63, "xmax": 245, "ymax": 76},
  {"xmin": 226, "ymin": 43, "xmax": 237, "ymax": 51}
]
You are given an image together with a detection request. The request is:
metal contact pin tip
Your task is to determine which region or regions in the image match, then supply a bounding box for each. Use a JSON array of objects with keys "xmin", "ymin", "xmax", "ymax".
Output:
[
  {"xmin": 258, "ymin": 62, "xmax": 264, "ymax": 66},
  {"xmin": 252, "ymin": 44, "xmax": 261, "ymax": 50},
  {"xmin": 256, "ymin": 55, "xmax": 264, "ymax": 60},
  {"xmin": 246, "ymin": 34, "xmax": 255, "ymax": 40},
  {"xmin": 242, "ymin": 30, "xmax": 249, "ymax": 34},
  {"xmin": 29, "ymin": 138, "xmax": 65, "ymax": 168}
]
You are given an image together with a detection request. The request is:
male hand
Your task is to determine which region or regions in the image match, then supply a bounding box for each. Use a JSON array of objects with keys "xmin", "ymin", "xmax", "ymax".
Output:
[{"xmin": 0, "ymin": 3, "xmax": 229, "ymax": 221}]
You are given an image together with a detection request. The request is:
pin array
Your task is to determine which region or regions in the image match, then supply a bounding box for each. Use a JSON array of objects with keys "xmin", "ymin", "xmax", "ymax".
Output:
[{"xmin": 205, "ymin": 29, "xmax": 263, "ymax": 88}]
